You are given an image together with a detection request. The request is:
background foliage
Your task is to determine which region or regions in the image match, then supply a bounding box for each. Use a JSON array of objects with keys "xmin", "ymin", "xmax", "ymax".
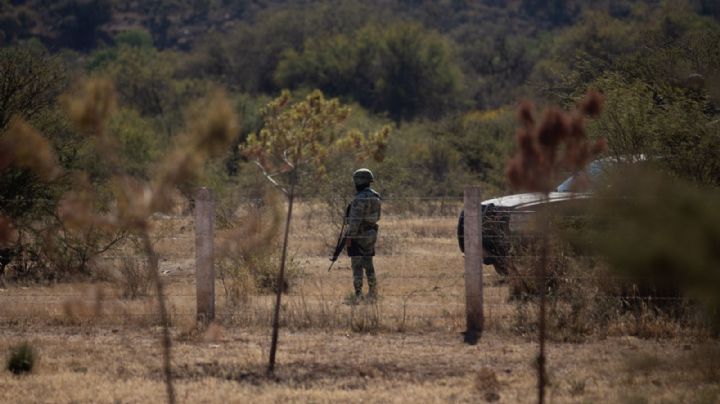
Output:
[{"xmin": 1, "ymin": 0, "xmax": 719, "ymax": 284}]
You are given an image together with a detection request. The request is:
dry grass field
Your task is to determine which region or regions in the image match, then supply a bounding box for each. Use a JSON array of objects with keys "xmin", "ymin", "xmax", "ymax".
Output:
[{"xmin": 1, "ymin": 201, "xmax": 719, "ymax": 403}]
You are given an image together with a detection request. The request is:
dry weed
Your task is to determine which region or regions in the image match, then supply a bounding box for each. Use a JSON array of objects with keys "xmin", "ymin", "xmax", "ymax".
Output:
[
  {"xmin": 475, "ymin": 367, "xmax": 501, "ymax": 402},
  {"xmin": 117, "ymin": 255, "xmax": 151, "ymax": 299}
]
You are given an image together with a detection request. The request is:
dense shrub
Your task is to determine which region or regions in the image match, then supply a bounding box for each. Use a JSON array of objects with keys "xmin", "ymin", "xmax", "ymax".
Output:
[{"xmin": 6, "ymin": 342, "xmax": 35, "ymax": 375}]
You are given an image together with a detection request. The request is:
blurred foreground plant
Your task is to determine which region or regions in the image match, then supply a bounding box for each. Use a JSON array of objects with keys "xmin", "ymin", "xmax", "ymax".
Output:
[
  {"xmin": 216, "ymin": 191, "xmax": 286, "ymax": 304},
  {"xmin": 60, "ymin": 79, "xmax": 237, "ymax": 404},
  {"xmin": 577, "ymin": 167, "xmax": 720, "ymax": 331},
  {"xmin": 2, "ymin": 77, "xmax": 239, "ymax": 404}
]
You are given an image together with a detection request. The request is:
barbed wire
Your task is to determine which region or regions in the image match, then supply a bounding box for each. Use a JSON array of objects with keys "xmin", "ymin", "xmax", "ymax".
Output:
[
  {"xmin": 0, "ymin": 293, "xmax": 693, "ymax": 301},
  {"xmin": 0, "ymin": 195, "xmax": 673, "ymax": 203}
]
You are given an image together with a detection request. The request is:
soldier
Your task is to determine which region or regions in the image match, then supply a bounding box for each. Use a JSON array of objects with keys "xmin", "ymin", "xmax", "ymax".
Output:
[{"xmin": 346, "ymin": 168, "xmax": 382, "ymax": 301}]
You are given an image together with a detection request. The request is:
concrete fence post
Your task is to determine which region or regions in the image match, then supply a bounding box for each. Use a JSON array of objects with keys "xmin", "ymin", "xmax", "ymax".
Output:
[
  {"xmin": 463, "ymin": 186, "xmax": 483, "ymax": 344},
  {"xmin": 195, "ymin": 187, "xmax": 215, "ymax": 324}
]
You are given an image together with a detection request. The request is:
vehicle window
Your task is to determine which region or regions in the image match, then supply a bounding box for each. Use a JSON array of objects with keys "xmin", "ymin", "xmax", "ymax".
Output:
[{"xmin": 555, "ymin": 160, "xmax": 608, "ymax": 192}]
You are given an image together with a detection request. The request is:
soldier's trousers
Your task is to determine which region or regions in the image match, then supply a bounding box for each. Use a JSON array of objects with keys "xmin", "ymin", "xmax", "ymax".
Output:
[{"xmin": 351, "ymin": 256, "xmax": 376, "ymax": 296}]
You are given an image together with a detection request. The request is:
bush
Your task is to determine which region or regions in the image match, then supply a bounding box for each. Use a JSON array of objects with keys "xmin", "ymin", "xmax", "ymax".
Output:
[
  {"xmin": 118, "ymin": 255, "xmax": 151, "ymax": 299},
  {"xmin": 7, "ymin": 342, "xmax": 35, "ymax": 375}
]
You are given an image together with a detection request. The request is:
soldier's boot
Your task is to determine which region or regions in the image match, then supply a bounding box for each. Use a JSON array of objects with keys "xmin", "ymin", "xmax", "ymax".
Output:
[
  {"xmin": 353, "ymin": 282, "xmax": 363, "ymax": 304},
  {"xmin": 366, "ymin": 287, "xmax": 377, "ymax": 302}
]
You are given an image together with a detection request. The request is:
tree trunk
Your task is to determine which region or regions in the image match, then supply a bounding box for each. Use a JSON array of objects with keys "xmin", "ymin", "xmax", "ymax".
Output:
[{"xmin": 267, "ymin": 177, "xmax": 296, "ymax": 376}]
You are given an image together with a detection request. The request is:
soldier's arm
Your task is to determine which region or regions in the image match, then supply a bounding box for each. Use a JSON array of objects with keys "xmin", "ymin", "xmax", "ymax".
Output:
[{"xmin": 346, "ymin": 197, "xmax": 367, "ymax": 237}]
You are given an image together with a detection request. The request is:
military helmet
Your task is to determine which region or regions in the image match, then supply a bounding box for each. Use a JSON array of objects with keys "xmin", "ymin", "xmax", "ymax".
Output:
[{"xmin": 352, "ymin": 168, "xmax": 374, "ymax": 185}]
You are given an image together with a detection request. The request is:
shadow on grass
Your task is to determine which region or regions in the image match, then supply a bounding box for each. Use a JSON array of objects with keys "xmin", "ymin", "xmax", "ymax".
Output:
[{"xmin": 171, "ymin": 359, "xmax": 468, "ymax": 388}]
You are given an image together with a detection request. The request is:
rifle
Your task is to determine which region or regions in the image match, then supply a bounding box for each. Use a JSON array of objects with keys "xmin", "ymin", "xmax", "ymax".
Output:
[{"xmin": 328, "ymin": 203, "xmax": 351, "ymax": 271}]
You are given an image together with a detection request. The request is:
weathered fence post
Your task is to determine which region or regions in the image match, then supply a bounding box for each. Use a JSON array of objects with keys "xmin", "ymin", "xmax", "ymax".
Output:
[
  {"xmin": 463, "ymin": 185, "xmax": 483, "ymax": 344},
  {"xmin": 195, "ymin": 187, "xmax": 215, "ymax": 324}
]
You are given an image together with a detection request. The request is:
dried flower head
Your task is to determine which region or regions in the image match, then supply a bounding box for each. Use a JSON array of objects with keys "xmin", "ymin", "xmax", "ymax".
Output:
[
  {"xmin": 57, "ymin": 174, "xmax": 117, "ymax": 231},
  {"xmin": 579, "ymin": 90, "xmax": 604, "ymax": 117},
  {"xmin": 1, "ymin": 118, "xmax": 61, "ymax": 180},
  {"xmin": 187, "ymin": 90, "xmax": 240, "ymax": 156},
  {"xmin": 518, "ymin": 101, "xmax": 535, "ymax": 128},
  {"xmin": 506, "ymin": 91, "xmax": 607, "ymax": 193},
  {"xmin": 63, "ymin": 77, "xmax": 117, "ymax": 134},
  {"xmin": 151, "ymin": 91, "xmax": 239, "ymax": 212}
]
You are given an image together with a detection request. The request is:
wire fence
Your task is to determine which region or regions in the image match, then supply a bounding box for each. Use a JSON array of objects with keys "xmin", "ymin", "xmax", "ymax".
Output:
[{"xmin": 0, "ymin": 191, "xmax": 697, "ymax": 336}]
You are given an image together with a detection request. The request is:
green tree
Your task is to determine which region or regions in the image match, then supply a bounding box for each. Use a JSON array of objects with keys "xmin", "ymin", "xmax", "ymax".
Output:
[
  {"xmin": 0, "ymin": 5, "xmax": 40, "ymax": 45},
  {"xmin": 275, "ymin": 22, "xmax": 464, "ymax": 122},
  {"xmin": 586, "ymin": 74, "xmax": 659, "ymax": 160},
  {"xmin": 90, "ymin": 44, "xmax": 206, "ymax": 138},
  {"xmin": 454, "ymin": 28, "xmax": 546, "ymax": 108},
  {"xmin": 0, "ymin": 43, "xmax": 68, "ymax": 271},
  {"xmin": 529, "ymin": 10, "xmax": 638, "ymax": 104},
  {"xmin": 0, "ymin": 42, "xmax": 66, "ymax": 131},
  {"xmin": 588, "ymin": 73, "xmax": 720, "ymax": 186},
  {"xmin": 376, "ymin": 23, "xmax": 464, "ymax": 122},
  {"xmin": 95, "ymin": 46, "xmax": 176, "ymax": 116},
  {"xmin": 108, "ymin": 108, "xmax": 161, "ymax": 179}
]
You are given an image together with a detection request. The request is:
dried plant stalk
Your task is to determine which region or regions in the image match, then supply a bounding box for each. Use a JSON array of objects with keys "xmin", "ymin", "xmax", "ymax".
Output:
[{"xmin": 506, "ymin": 91, "xmax": 606, "ymax": 404}]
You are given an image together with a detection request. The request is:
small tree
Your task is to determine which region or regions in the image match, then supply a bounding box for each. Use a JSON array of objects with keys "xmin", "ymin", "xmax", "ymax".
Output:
[
  {"xmin": 240, "ymin": 89, "xmax": 389, "ymax": 375},
  {"xmin": 505, "ymin": 91, "xmax": 606, "ymax": 404}
]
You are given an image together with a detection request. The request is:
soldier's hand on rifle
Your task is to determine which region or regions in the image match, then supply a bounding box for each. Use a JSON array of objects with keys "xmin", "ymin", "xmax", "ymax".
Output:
[{"xmin": 345, "ymin": 238, "xmax": 352, "ymax": 248}]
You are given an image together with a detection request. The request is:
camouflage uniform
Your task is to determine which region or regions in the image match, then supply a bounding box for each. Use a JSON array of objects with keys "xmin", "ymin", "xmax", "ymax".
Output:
[{"xmin": 346, "ymin": 169, "xmax": 382, "ymax": 298}]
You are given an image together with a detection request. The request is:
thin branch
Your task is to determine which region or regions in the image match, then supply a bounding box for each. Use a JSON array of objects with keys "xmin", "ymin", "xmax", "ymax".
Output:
[
  {"xmin": 281, "ymin": 150, "xmax": 295, "ymax": 170},
  {"xmin": 253, "ymin": 160, "xmax": 289, "ymax": 195},
  {"xmin": 96, "ymin": 231, "xmax": 128, "ymax": 255}
]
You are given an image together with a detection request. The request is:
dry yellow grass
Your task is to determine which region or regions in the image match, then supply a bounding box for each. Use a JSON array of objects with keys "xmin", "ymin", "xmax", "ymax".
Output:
[
  {"xmin": 1, "ymin": 201, "xmax": 718, "ymax": 403},
  {"xmin": 1, "ymin": 326, "xmax": 719, "ymax": 403}
]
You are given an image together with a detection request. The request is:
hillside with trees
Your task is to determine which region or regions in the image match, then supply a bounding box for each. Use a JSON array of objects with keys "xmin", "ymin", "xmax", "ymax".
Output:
[{"xmin": 2, "ymin": 0, "xmax": 718, "ymax": 188}]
